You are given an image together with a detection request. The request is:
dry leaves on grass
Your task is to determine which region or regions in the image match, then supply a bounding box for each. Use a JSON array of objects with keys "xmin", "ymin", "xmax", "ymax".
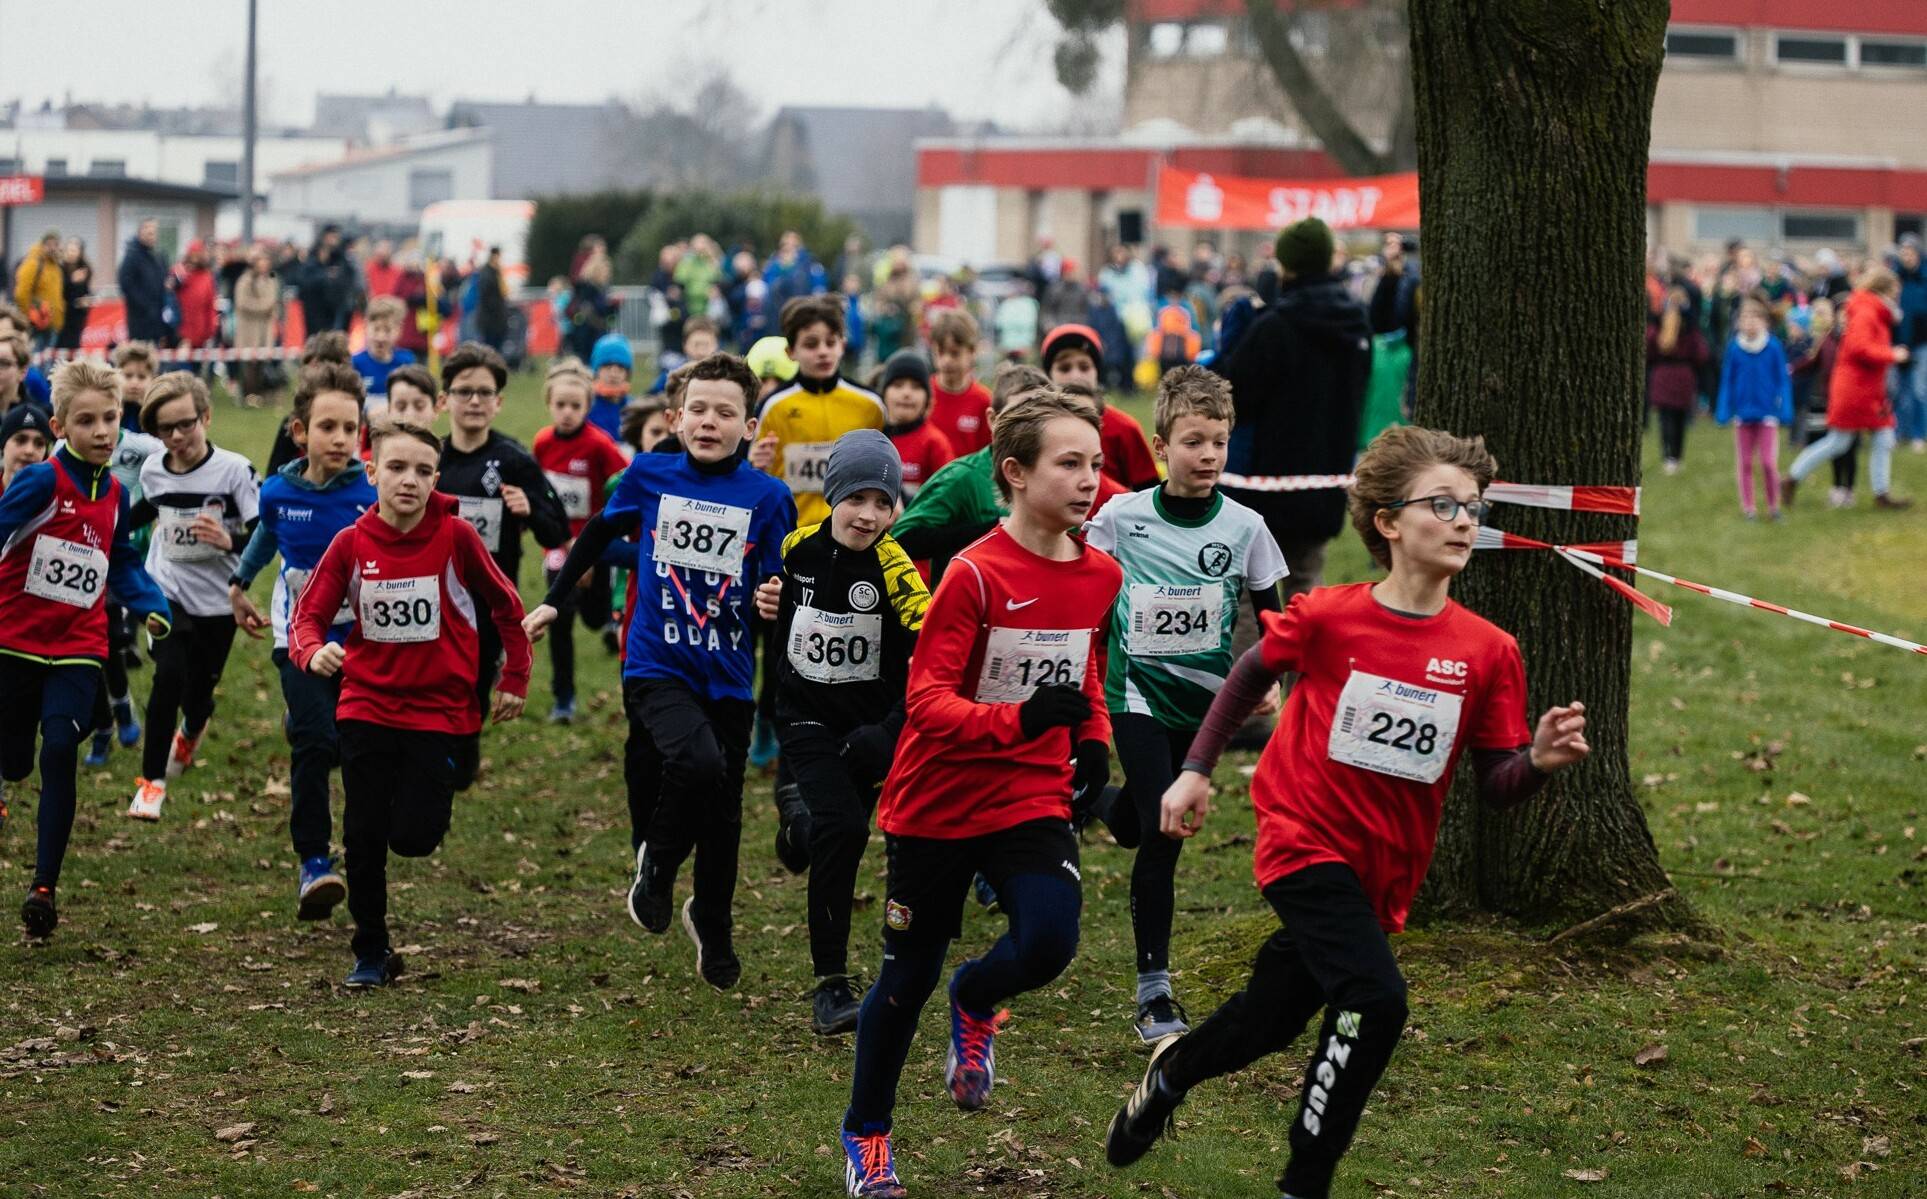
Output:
[
  {"xmin": 213, "ymin": 1122, "xmax": 256, "ymax": 1142},
  {"xmin": 1562, "ymin": 1167, "xmax": 1608, "ymax": 1182},
  {"xmin": 1634, "ymin": 1043, "xmax": 1669, "ymax": 1068}
]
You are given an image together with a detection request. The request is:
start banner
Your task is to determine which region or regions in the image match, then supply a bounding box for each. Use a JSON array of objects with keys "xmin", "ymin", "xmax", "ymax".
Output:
[{"xmin": 1155, "ymin": 166, "xmax": 1420, "ymax": 232}]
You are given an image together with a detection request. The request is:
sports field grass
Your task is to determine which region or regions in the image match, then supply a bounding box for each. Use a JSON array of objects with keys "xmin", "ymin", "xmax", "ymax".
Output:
[{"xmin": 3, "ymin": 367, "xmax": 1922, "ymax": 1198}]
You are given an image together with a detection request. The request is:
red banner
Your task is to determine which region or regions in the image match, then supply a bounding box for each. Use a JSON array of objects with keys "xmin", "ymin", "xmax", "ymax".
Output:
[
  {"xmin": 1156, "ymin": 166, "xmax": 1420, "ymax": 232},
  {"xmin": 0, "ymin": 175, "xmax": 45, "ymax": 206}
]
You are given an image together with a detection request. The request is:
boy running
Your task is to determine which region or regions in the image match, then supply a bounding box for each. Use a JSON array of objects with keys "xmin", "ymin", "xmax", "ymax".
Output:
[
  {"xmin": 755, "ymin": 296, "xmax": 886, "ymax": 527},
  {"xmin": 1042, "ymin": 324, "xmax": 1160, "ymax": 490},
  {"xmin": 1082, "ymin": 365, "xmax": 1288, "ymax": 1041},
  {"xmin": 1105, "ymin": 426, "xmax": 1592, "ymax": 1199},
  {"xmin": 288, "ymin": 422, "xmax": 530, "ymax": 988},
  {"xmin": 1, "ymin": 402, "xmax": 52, "ymax": 491},
  {"xmin": 926, "ymin": 309, "xmax": 993, "ymax": 455},
  {"xmin": 0, "ymin": 361, "xmax": 171, "ymax": 936},
  {"xmin": 230, "ymin": 362, "xmax": 378, "ymax": 919},
  {"xmin": 526, "ymin": 352, "xmax": 794, "ymax": 991},
  {"xmin": 352, "ymin": 296, "xmax": 417, "ymax": 419},
  {"xmin": 837, "ymin": 390, "xmax": 1121, "ymax": 1198},
  {"xmin": 876, "ymin": 350, "xmax": 953, "ymax": 500},
  {"xmin": 125, "ymin": 374, "xmax": 259, "ymax": 820}
]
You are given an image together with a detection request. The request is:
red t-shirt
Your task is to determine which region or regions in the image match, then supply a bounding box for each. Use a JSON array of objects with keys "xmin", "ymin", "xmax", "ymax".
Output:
[
  {"xmin": 929, "ymin": 378, "xmax": 993, "ymax": 456},
  {"xmin": 1250, "ymin": 584, "xmax": 1529, "ymax": 932},
  {"xmin": 532, "ymin": 423, "xmax": 630, "ymax": 537},
  {"xmin": 288, "ymin": 495, "xmax": 531, "ymax": 735},
  {"xmin": 1100, "ymin": 405, "xmax": 1160, "ymax": 490},
  {"xmin": 878, "ymin": 525, "xmax": 1122, "ymax": 840},
  {"xmin": 889, "ymin": 421, "xmax": 956, "ymax": 499}
]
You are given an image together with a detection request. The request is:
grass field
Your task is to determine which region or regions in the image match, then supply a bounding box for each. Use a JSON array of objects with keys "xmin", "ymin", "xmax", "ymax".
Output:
[{"xmin": 3, "ymin": 366, "xmax": 1923, "ymax": 1199}]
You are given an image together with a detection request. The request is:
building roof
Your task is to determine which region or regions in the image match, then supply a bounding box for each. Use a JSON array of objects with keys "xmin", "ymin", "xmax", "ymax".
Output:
[
  {"xmin": 269, "ymin": 128, "xmax": 490, "ymax": 179},
  {"xmin": 762, "ymin": 106, "xmax": 961, "ymax": 218},
  {"xmin": 445, "ymin": 99, "xmax": 644, "ymax": 198},
  {"xmin": 41, "ymin": 175, "xmax": 236, "ymax": 203},
  {"xmin": 312, "ymin": 91, "xmax": 439, "ymax": 143}
]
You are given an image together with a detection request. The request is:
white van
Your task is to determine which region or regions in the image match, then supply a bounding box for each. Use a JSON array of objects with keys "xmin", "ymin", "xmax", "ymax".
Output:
[{"xmin": 418, "ymin": 199, "xmax": 534, "ymax": 284}]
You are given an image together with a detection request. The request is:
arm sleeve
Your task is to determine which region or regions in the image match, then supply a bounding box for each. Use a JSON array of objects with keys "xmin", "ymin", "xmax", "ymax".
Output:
[
  {"xmin": 1247, "ymin": 580, "xmax": 1284, "ymax": 618},
  {"xmin": 0, "ymin": 463, "xmax": 55, "ymax": 546},
  {"xmin": 126, "ymin": 497, "xmax": 158, "ymax": 530},
  {"xmin": 460, "ymin": 522, "xmax": 531, "ymax": 698},
  {"xmin": 517, "ymin": 454, "xmax": 572, "ymax": 550},
  {"xmin": 899, "ymin": 558, "xmax": 1026, "ymax": 750},
  {"xmin": 1179, "ymin": 647, "xmax": 1285, "ymax": 775},
  {"xmin": 1473, "ymin": 746, "xmax": 1548, "ymax": 810},
  {"xmin": 894, "ymin": 517, "xmax": 994, "ymax": 564},
  {"xmin": 1714, "ymin": 349, "xmax": 1735, "ymax": 423},
  {"xmin": 233, "ymin": 515, "xmax": 279, "ymax": 586},
  {"xmin": 1074, "ymin": 609, "xmax": 1113, "ymax": 746},
  {"xmin": 1775, "ymin": 342, "xmax": 1795, "ymax": 424},
  {"xmin": 287, "ymin": 528, "xmax": 353, "ymax": 670},
  {"xmin": 1080, "ymin": 504, "xmax": 1116, "ymax": 555},
  {"xmin": 878, "ymin": 536, "xmax": 930, "ymax": 633},
  {"xmin": 106, "ymin": 487, "xmax": 171, "ymax": 631},
  {"xmin": 539, "ymin": 511, "xmax": 633, "ymax": 608}
]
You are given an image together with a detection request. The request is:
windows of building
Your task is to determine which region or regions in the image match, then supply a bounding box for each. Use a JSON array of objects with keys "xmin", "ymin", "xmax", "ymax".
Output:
[
  {"xmin": 1767, "ymin": 31, "xmax": 1927, "ymax": 71},
  {"xmin": 1665, "ymin": 28, "xmax": 1741, "ymax": 62},
  {"xmin": 88, "ymin": 159, "xmax": 127, "ymax": 178},
  {"xmin": 44, "ymin": 158, "xmax": 67, "ymax": 177},
  {"xmin": 1859, "ymin": 38, "xmax": 1927, "ymax": 69},
  {"xmin": 407, "ymin": 167, "xmax": 454, "ymax": 210},
  {"xmin": 1772, "ymin": 33, "xmax": 1850, "ymax": 65},
  {"xmin": 1780, "ymin": 211, "xmax": 1861, "ymax": 243},
  {"xmin": 203, "ymin": 161, "xmax": 239, "ymax": 190}
]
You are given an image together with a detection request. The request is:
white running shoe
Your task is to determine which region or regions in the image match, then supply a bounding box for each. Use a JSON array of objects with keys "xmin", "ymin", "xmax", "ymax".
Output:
[{"xmin": 126, "ymin": 777, "xmax": 166, "ymax": 821}]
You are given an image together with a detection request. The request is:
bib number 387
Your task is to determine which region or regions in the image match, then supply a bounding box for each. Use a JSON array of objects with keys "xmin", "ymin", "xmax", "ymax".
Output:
[
  {"xmin": 975, "ymin": 626, "xmax": 1091, "ymax": 705},
  {"xmin": 653, "ymin": 495, "xmax": 751, "ymax": 577},
  {"xmin": 1326, "ymin": 670, "xmax": 1463, "ymax": 784},
  {"xmin": 359, "ymin": 575, "xmax": 441, "ymax": 643},
  {"xmin": 26, "ymin": 535, "xmax": 109, "ymax": 609}
]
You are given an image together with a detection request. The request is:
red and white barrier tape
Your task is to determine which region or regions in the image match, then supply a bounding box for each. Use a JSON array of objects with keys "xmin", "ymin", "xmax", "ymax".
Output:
[
  {"xmin": 1219, "ymin": 473, "xmax": 1642, "ymax": 515},
  {"xmin": 1474, "ymin": 526, "xmax": 1638, "ymax": 563},
  {"xmin": 30, "ymin": 345, "xmax": 304, "ymax": 366},
  {"xmin": 1218, "ymin": 472, "xmax": 1356, "ymax": 493}
]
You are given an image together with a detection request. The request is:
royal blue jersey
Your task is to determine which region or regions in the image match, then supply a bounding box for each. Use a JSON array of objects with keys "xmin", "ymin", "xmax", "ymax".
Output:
[
  {"xmin": 602, "ymin": 452, "xmax": 794, "ymax": 701},
  {"xmin": 235, "ymin": 460, "xmax": 378, "ymax": 648},
  {"xmin": 351, "ymin": 348, "xmax": 416, "ymax": 399},
  {"xmin": 587, "ymin": 394, "xmax": 627, "ymax": 443}
]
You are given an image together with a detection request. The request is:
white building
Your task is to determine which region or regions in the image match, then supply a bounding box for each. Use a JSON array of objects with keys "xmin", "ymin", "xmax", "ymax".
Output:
[
  {"xmin": 0, "ymin": 125, "xmax": 347, "ymax": 196},
  {"xmin": 267, "ymin": 129, "xmax": 493, "ymax": 235}
]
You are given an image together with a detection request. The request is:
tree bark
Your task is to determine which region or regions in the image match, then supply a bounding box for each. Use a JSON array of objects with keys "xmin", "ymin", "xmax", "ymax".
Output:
[{"xmin": 1407, "ymin": 0, "xmax": 1686, "ymax": 928}]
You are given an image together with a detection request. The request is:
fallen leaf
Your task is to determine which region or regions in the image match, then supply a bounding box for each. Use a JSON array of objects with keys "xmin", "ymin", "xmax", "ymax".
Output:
[
  {"xmin": 188, "ymin": 922, "xmax": 220, "ymax": 934},
  {"xmin": 1634, "ymin": 1043, "xmax": 1668, "ymax": 1068},
  {"xmin": 214, "ymin": 1122, "xmax": 257, "ymax": 1142},
  {"xmin": 400, "ymin": 1070, "xmax": 434, "ymax": 1081},
  {"xmin": 1863, "ymin": 1135, "xmax": 1890, "ymax": 1158},
  {"xmin": 446, "ymin": 1081, "xmax": 477, "ymax": 1094},
  {"xmin": 1562, "ymin": 1168, "xmax": 1607, "ymax": 1183},
  {"xmin": 1744, "ymin": 1136, "xmax": 1768, "ymax": 1157},
  {"xmin": 1785, "ymin": 791, "xmax": 1811, "ymax": 807},
  {"xmin": 468, "ymin": 1131, "xmax": 500, "ymax": 1146},
  {"xmin": 495, "ymin": 978, "xmax": 541, "ymax": 994},
  {"xmin": 316, "ymin": 1092, "xmax": 335, "ymax": 1115}
]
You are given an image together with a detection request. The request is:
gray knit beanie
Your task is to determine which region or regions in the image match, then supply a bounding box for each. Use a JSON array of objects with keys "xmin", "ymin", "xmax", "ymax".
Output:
[{"xmin": 823, "ymin": 428, "xmax": 904, "ymax": 509}]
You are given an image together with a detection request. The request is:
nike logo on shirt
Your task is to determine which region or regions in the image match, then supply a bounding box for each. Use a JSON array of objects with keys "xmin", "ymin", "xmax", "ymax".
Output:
[{"xmin": 1005, "ymin": 597, "xmax": 1040, "ymax": 610}]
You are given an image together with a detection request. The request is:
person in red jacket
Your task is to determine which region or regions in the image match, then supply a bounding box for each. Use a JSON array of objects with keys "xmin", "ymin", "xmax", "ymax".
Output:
[
  {"xmin": 1042, "ymin": 323, "xmax": 1161, "ymax": 489},
  {"xmin": 172, "ymin": 241, "xmax": 220, "ymax": 352},
  {"xmin": 1784, "ymin": 269, "xmax": 1913, "ymax": 510},
  {"xmin": 1105, "ymin": 425, "xmax": 1591, "ymax": 1199},
  {"xmin": 837, "ymin": 389, "xmax": 1121, "ymax": 1199},
  {"xmin": 289, "ymin": 422, "xmax": 530, "ymax": 989}
]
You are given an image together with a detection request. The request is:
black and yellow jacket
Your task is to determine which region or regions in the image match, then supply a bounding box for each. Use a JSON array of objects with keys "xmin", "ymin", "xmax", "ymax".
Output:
[{"xmin": 772, "ymin": 521, "xmax": 927, "ymax": 737}]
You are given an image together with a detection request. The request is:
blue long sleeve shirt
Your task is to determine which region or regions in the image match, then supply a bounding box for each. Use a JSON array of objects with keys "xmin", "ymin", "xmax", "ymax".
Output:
[{"xmin": 1716, "ymin": 336, "xmax": 1795, "ymax": 426}]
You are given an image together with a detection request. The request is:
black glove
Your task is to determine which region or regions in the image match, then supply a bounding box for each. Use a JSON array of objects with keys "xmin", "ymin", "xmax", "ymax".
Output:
[
  {"xmin": 839, "ymin": 723, "xmax": 896, "ymax": 789},
  {"xmin": 1070, "ymin": 739, "xmax": 1111, "ymax": 829},
  {"xmin": 1018, "ymin": 683, "xmax": 1090, "ymax": 740}
]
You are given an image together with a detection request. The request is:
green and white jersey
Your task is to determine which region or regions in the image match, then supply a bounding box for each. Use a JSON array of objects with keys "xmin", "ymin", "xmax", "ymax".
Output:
[{"xmin": 1083, "ymin": 486, "xmax": 1288, "ymax": 728}]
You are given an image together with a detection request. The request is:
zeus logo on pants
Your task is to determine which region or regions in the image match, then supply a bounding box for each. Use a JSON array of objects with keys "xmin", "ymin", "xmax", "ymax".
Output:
[{"xmin": 1300, "ymin": 1010, "xmax": 1361, "ymax": 1137}]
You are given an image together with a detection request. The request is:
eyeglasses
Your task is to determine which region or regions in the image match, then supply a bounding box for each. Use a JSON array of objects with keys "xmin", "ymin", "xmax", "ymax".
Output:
[
  {"xmin": 448, "ymin": 387, "xmax": 498, "ymax": 402},
  {"xmin": 0, "ymin": 358, "xmax": 18, "ymax": 369},
  {"xmin": 153, "ymin": 416, "xmax": 203, "ymax": 439},
  {"xmin": 1383, "ymin": 493, "xmax": 1489, "ymax": 524}
]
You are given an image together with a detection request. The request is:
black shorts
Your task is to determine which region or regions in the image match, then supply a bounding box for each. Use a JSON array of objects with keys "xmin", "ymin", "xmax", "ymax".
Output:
[{"xmin": 881, "ymin": 817, "xmax": 1080, "ymax": 945}]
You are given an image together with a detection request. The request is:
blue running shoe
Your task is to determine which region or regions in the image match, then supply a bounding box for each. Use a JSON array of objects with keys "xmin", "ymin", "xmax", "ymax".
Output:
[
  {"xmin": 944, "ymin": 965, "xmax": 1007, "ymax": 1111},
  {"xmin": 344, "ymin": 951, "xmax": 402, "ymax": 989},
  {"xmin": 85, "ymin": 730, "xmax": 112, "ymax": 767},
  {"xmin": 971, "ymin": 873, "xmax": 999, "ymax": 912},
  {"xmin": 113, "ymin": 699, "xmax": 141, "ymax": 748},
  {"xmin": 297, "ymin": 856, "xmax": 346, "ymax": 921},
  {"xmin": 748, "ymin": 712, "xmax": 779, "ymax": 770},
  {"xmin": 839, "ymin": 1125, "xmax": 907, "ymax": 1198},
  {"xmin": 547, "ymin": 698, "xmax": 576, "ymax": 725}
]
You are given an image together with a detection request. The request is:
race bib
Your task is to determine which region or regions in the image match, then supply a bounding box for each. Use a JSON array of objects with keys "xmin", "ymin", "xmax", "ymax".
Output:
[
  {"xmin": 787, "ymin": 605, "xmax": 882, "ymax": 684},
  {"xmin": 285, "ymin": 566, "xmax": 353, "ymax": 624},
  {"xmin": 358, "ymin": 575, "xmax": 441, "ymax": 644},
  {"xmin": 652, "ymin": 494, "xmax": 752, "ymax": 578},
  {"xmin": 545, "ymin": 471, "xmax": 592, "ymax": 520},
  {"xmin": 975, "ymin": 626, "xmax": 1090, "ymax": 705},
  {"xmin": 1126, "ymin": 583, "xmax": 1217, "ymax": 657},
  {"xmin": 1327, "ymin": 670, "xmax": 1463, "ymax": 784},
  {"xmin": 25, "ymin": 536, "xmax": 108, "ymax": 609},
  {"xmin": 782, "ymin": 441, "xmax": 833, "ymax": 495},
  {"xmin": 155, "ymin": 506, "xmax": 221, "ymax": 563},
  {"xmin": 458, "ymin": 496, "xmax": 504, "ymax": 552}
]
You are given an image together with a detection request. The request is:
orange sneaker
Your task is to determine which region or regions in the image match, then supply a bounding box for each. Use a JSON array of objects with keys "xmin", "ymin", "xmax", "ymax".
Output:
[
  {"xmin": 165, "ymin": 729, "xmax": 201, "ymax": 780},
  {"xmin": 127, "ymin": 778, "xmax": 166, "ymax": 821}
]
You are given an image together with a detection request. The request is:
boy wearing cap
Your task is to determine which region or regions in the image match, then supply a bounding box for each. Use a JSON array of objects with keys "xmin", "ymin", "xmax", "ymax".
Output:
[
  {"xmin": 876, "ymin": 349, "xmax": 953, "ymax": 500},
  {"xmin": 1042, "ymin": 324, "xmax": 1161, "ymax": 490},
  {"xmin": 0, "ymin": 402, "xmax": 51, "ymax": 493},
  {"xmin": 751, "ymin": 429, "xmax": 929, "ymax": 1034},
  {"xmin": 588, "ymin": 332, "xmax": 636, "ymax": 446}
]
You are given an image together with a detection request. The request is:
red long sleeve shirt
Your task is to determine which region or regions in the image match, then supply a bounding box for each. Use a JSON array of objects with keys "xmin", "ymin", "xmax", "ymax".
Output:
[
  {"xmin": 877, "ymin": 524, "xmax": 1122, "ymax": 840},
  {"xmin": 532, "ymin": 422, "xmax": 630, "ymax": 537},
  {"xmin": 289, "ymin": 494, "xmax": 530, "ymax": 735}
]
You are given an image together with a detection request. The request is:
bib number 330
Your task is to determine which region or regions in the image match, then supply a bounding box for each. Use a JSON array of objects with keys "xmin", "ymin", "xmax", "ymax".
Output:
[
  {"xmin": 1326, "ymin": 670, "xmax": 1463, "ymax": 784},
  {"xmin": 359, "ymin": 575, "xmax": 441, "ymax": 643}
]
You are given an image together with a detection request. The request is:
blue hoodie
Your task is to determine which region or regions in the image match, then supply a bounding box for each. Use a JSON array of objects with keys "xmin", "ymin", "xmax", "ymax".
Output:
[
  {"xmin": 1715, "ymin": 335, "xmax": 1794, "ymax": 426},
  {"xmin": 235, "ymin": 457, "xmax": 377, "ymax": 649}
]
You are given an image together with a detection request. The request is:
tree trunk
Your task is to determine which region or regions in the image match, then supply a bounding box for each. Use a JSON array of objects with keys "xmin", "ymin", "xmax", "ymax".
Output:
[{"xmin": 1407, "ymin": 0, "xmax": 1686, "ymax": 928}]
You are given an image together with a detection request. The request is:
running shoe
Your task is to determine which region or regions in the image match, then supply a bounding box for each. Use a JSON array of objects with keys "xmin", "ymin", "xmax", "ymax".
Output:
[
  {"xmin": 344, "ymin": 950, "xmax": 404, "ymax": 989},
  {"xmin": 748, "ymin": 712, "xmax": 780, "ymax": 771},
  {"xmin": 1105, "ymin": 1031, "xmax": 1187, "ymax": 1167},
  {"xmin": 681, "ymin": 897, "xmax": 741, "ymax": 990},
  {"xmin": 547, "ymin": 698, "xmax": 575, "ymax": 725},
  {"xmin": 164, "ymin": 728, "xmax": 201, "ymax": 780},
  {"xmin": 812, "ymin": 974, "xmax": 862, "ymax": 1036},
  {"xmin": 626, "ymin": 842, "xmax": 672, "ymax": 934},
  {"xmin": 970, "ymin": 873, "xmax": 999, "ymax": 912},
  {"xmin": 113, "ymin": 698, "xmax": 141, "ymax": 747},
  {"xmin": 944, "ymin": 967, "xmax": 1009, "ymax": 1111},
  {"xmin": 774, "ymin": 783, "xmax": 812, "ymax": 874},
  {"xmin": 20, "ymin": 882, "xmax": 56, "ymax": 938},
  {"xmin": 85, "ymin": 730, "xmax": 112, "ymax": 768},
  {"xmin": 1134, "ymin": 993, "xmax": 1191, "ymax": 1043},
  {"xmin": 126, "ymin": 777, "xmax": 166, "ymax": 822},
  {"xmin": 839, "ymin": 1126, "xmax": 907, "ymax": 1198},
  {"xmin": 297, "ymin": 856, "xmax": 346, "ymax": 921}
]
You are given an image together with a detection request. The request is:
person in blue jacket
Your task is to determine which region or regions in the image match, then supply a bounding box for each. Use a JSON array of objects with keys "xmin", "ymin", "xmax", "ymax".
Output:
[{"xmin": 1714, "ymin": 296, "xmax": 1795, "ymax": 520}]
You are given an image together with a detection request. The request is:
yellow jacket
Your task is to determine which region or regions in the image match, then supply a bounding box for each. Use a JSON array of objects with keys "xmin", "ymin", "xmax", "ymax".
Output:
[
  {"xmin": 757, "ymin": 375, "xmax": 886, "ymax": 526},
  {"xmin": 13, "ymin": 245, "xmax": 64, "ymax": 333}
]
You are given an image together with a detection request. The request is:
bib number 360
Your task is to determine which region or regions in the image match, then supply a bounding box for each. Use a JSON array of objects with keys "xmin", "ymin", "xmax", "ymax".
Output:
[
  {"xmin": 787, "ymin": 605, "xmax": 882, "ymax": 684},
  {"xmin": 26, "ymin": 536, "xmax": 109, "ymax": 609},
  {"xmin": 359, "ymin": 575, "xmax": 441, "ymax": 643},
  {"xmin": 1326, "ymin": 669, "xmax": 1463, "ymax": 784}
]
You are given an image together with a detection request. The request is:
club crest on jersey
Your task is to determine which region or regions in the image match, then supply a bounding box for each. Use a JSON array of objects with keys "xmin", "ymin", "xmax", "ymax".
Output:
[
  {"xmin": 481, "ymin": 460, "xmax": 502, "ymax": 495},
  {"xmin": 1197, "ymin": 541, "xmax": 1233, "ymax": 577},
  {"xmin": 885, "ymin": 900, "xmax": 912, "ymax": 931},
  {"xmin": 848, "ymin": 581, "xmax": 879, "ymax": 611}
]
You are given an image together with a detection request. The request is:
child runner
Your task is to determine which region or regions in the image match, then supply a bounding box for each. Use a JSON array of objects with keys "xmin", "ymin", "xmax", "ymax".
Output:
[
  {"xmin": 1082, "ymin": 365, "xmax": 1289, "ymax": 1043},
  {"xmin": 1042, "ymin": 323, "xmax": 1161, "ymax": 490},
  {"xmin": 288, "ymin": 421, "xmax": 530, "ymax": 988},
  {"xmin": 588, "ymin": 332, "xmax": 636, "ymax": 447},
  {"xmin": 525, "ymin": 352, "xmax": 793, "ymax": 991},
  {"xmin": 837, "ymin": 389, "xmax": 1120, "ymax": 1199},
  {"xmin": 876, "ymin": 349, "xmax": 953, "ymax": 500},
  {"xmin": 434, "ymin": 345, "xmax": 570, "ymax": 715},
  {"xmin": 530, "ymin": 357, "xmax": 630, "ymax": 723},
  {"xmin": 230, "ymin": 362, "xmax": 378, "ymax": 919},
  {"xmin": 753, "ymin": 429, "xmax": 928, "ymax": 1034},
  {"xmin": 0, "ymin": 361, "xmax": 170, "ymax": 936},
  {"xmin": 352, "ymin": 296, "xmax": 417, "ymax": 421},
  {"xmin": 926, "ymin": 309, "xmax": 993, "ymax": 456},
  {"xmin": 1713, "ymin": 297, "xmax": 1793, "ymax": 520},
  {"xmin": 124, "ymin": 374, "xmax": 259, "ymax": 820},
  {"xmin": 0, "ymin": 402, "xmax": 52, "ymax": 491},
  {"xmin": 649, "ymin": 317, "xmax": 720, "ymax": 395},
  {"xmin": 380, "ymin": 364, "xmax": 439, "ymax": 431},
  {"xmin": 1104, "ymin": 426, "xmax": 1592, "ymax": 1199}
]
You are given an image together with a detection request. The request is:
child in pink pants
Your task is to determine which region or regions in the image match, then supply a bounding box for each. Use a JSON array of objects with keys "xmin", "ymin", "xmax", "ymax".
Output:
[{"xmin": 1715, "ymin": 298, "xmax": 1795, "ymax": 520}]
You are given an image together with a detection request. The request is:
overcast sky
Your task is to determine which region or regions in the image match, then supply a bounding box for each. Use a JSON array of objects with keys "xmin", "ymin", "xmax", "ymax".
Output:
[{"xmin": 1, "ymin": 0, "xmax": 1123, "ymax": 129}]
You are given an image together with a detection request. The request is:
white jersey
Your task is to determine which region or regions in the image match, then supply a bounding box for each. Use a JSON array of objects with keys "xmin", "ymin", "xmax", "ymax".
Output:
[{"xmin": 140, "ymin": 445, "xmax": 260, "ymax": 617}]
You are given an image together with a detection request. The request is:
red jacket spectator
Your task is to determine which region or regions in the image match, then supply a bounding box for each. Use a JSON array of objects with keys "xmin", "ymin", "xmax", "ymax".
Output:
[
  {"xmin": 174, "ymin": 248, "xmax": 220, "ymax": 347},
  {"xmin": 1827, "ymin": 289, "xmax": 1903, "ymax": 431}
]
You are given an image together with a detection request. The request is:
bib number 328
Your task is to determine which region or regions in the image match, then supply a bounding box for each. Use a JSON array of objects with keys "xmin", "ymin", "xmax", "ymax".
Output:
[
  {"xmin": 26, "ymin": 536, "xmax": 109, "ymax": 609},
  {"xmin": 1326, "ymin": 670, "xmax": 1463, "ymax": 784}
]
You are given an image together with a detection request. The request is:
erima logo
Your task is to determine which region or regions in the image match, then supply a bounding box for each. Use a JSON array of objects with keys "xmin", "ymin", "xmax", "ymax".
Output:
[
  {"xmin": 59, "ymin": 500, "xmax": 75, "ymax": 515},
  {"xmin": 1005, "ymin": 596, "xmax": 1039, "ymax": 611},
  {"xmin": 1128, "ymin": 522, "xmax": 1150, "ymax": 539},
  {"xmin": 364, "ymin": 560, "xmax": 379, "ymax": 573}
]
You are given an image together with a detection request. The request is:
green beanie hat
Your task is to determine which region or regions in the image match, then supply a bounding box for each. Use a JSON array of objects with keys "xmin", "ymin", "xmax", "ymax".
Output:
[{"xmin": 1274, "ymin": 217, "xmax": 1335, "ymax": 279}]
